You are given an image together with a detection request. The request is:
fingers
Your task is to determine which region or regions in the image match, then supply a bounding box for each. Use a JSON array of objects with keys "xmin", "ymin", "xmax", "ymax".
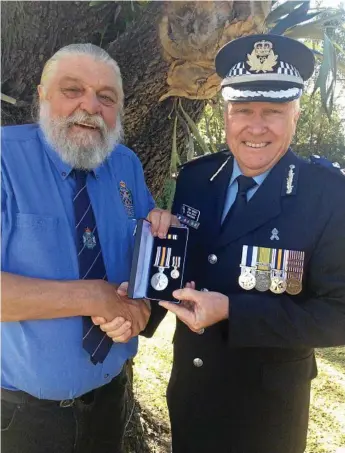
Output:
[
  {"xmin": 109, "ymin": 327, "xmax": 133, "ymax": 343},
  {"xmin": 173, "ymin": 287, "xmax": 199, "ymax": 302},
  {"xmin": 157, "ymin": 210, "xmax": 174, "ymax": 238},
  {"xmin": 92, "ymin": 316, "xmax": 107, "ymax": 325},
  {"xmin": 147, "ymin": 208, "xmax": 174, "ymax": 238},
  {"xmin": 185, "ymin": 281, "xmax": 196, "ymax": 290},
  {"xmin": 117, "ymin": 281, "xmax": 129, "ymax": 297},
  {"xmin": 99, "ymin": 317, "xmax": 130, "ymax": 333}
]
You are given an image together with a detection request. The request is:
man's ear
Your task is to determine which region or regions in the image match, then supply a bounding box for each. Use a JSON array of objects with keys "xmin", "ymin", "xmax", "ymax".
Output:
[{"xmin": 37, "ymin": 84, "xmax": 46, "ymax": 101}]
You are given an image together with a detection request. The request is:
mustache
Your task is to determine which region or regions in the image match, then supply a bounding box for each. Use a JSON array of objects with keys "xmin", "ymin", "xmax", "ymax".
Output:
[{"xmin": 65, "ymin": 111, "xmax": 108, "ymax": 135}]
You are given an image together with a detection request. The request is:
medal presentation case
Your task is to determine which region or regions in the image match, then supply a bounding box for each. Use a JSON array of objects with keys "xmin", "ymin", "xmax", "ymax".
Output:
[{"xmin": 128, "ymin": 219, "xmax": 189, "ymax": 303}]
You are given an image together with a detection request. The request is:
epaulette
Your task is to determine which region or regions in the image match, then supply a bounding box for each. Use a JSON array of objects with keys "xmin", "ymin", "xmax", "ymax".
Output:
[
  {"xmin": 309, "ymin": 154, "xmax": 345, "ymax": 176},
  {"xmin": 178, "ymin": 149, "xmax": 231, "ymax": 171}
]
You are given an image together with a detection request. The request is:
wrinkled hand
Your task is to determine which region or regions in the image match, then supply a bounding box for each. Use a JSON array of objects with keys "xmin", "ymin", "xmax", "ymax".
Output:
[
  {"xmin": 92, "ymin": 282, "xmax": 151, "ymax": 343},
  {"xmin": 159, "ymin": 282, "xmax": 229, "ymax": 332},
  {"xmin": 147, "ymin": 208, "xmax": 180, "ymax": 238}
]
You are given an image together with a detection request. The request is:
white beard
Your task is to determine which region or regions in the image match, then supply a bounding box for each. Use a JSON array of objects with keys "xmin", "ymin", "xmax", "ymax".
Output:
[{"xmin": 39, "ymin": 101, "xmax": 123, "ymax": 170}]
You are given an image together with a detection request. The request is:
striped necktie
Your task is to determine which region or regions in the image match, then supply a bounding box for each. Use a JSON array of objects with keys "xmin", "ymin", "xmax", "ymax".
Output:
[{"xmin": 73, "ymin": 170, "xmax": 113, "ymax": 364}]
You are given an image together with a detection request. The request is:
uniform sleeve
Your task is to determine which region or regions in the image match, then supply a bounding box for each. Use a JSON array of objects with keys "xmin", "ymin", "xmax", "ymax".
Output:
[{"xmin": 228, "ymin": 201, "xmax": 345, "ymax": 348}]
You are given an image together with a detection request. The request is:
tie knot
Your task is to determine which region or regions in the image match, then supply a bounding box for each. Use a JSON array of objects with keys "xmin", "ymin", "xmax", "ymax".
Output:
[
  {"xmin": 236, "ymin": 175, "xmax": 256, "ymax": 194},
  {"xmin": 74, "ymin": 169, "xmax": 89, "ymax": 185}
]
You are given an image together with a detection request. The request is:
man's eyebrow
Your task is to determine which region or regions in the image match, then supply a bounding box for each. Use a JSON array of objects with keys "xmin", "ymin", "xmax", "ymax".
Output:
[
  {"xmin": 59, "ymin": 76, "xmax": 82, "ymax": 84},
  {"xmin": 98, "ymin": 86, "xmax": 118, "ymax": 95},
  {"xmin": 59, "ymin": 77, "xmax": 117, "ymax": 95}
]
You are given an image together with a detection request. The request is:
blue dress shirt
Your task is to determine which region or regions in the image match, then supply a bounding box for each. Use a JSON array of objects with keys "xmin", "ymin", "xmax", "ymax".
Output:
[
  {"xmin": 1, "ymin": 124, "xmax": 155, "ymax": 400},
  {"xmin": 222, "ymin": 159, "xmax": 270, "ymax": 222}
]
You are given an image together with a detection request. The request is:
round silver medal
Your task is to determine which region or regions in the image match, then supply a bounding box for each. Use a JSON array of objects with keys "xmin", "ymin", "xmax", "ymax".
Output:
[
  {"xmin": 255, "ymin": 272, "xmax": 271, "ymax": 292},
  {"xmin": 171, "ymin": 269, "xmax": 180, "ymax": 279},
  {"xmin": 238, "ymin": 272, "xmax": 256, "ymax": 290},
  {"xmin": 151, "ymin": 272, "xmax": 169, "ymax": 291},
  {"xmin": 270, "ymin": 276, "xmax": 287, "ymax": 294}
]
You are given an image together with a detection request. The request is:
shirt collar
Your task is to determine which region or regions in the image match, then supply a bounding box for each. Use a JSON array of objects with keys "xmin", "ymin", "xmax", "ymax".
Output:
[
  {"xmin": 230, "ymin": 158, "xmax": 270, "ymax": 187},
  {"xmin": 38, "ymin": 127, "xmax": 101, "ymax": 180}
]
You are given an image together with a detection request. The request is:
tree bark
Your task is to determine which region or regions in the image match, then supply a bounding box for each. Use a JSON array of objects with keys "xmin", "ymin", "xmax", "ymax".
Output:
[{"xmin": 106, "ymin": 2, "xmax": 204, "ymax": 196}]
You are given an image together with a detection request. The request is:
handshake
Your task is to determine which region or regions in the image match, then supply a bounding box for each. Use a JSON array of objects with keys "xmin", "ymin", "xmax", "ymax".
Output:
[
  {"xmin": 89, "ymin": 208, "xmax": 177, "ymax": 342},
  {"xmin": 90, "ymin": 280, "xmax": 150, "ymax": 343}
]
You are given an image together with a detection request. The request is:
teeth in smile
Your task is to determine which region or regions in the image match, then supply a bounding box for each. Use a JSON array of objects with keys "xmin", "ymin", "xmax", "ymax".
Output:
[
  {"xmin": 76, "ymin": 123, "xmax": 97, "ymax": 129},
  {"xmin": 244, "ymin": 142, "xmax": 268, "ymax": 148}
]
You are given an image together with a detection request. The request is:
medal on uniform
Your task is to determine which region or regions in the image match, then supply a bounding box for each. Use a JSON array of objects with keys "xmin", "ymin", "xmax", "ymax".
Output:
[
  {"xmin": 167, "ymin": 234, "xmax": 178, "ymax": 240},
  {"xmin": 239, "ymin": 245, "xmax": 257, "ymax": 290},
  {"xmin": 151, "ymin": 246, "xmax": 171, "ymax": 291},
  {"xmin": 286, "ymin": 250, "xmax": 304, "ymax": 295},
  {"xmin": 270, "ymin": 248, "xmax": 287, "ymax": 294},
  {"xmin": 171, "ymin": 256, "xmax": 181, "ymax": 279},
  {"xmin": 255, "ymin": 247, "xmax": 272, "ymax": 292},
  {"xmin": 83, "ymin": 227, "xmax": 96, "ymax": 249}
]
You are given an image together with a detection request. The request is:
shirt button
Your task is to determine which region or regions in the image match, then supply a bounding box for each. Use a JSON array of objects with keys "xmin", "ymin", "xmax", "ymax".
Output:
[
  {"xmin": 208, "ymin": 254, "xmax": 218, "ymax": 264},
  {"xmin": 197, "ymin": 328, "xmax": 205, "ymax": 335},
  {"xmin": 104, "ymin": 374, "xmax": 109, "ymax": 379},
  {"xmin": 193, "ymin": 358, "xmax": 203, "ymax": 367},
  {"xmin": 62, "ymin": 172, "xmax": 66, "ymax": 177}
]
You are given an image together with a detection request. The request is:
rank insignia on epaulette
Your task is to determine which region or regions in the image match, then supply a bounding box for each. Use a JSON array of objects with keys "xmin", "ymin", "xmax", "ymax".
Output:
[{"xmin": 119, "ymin": 181, "xmax": 135, "ymax": 218}]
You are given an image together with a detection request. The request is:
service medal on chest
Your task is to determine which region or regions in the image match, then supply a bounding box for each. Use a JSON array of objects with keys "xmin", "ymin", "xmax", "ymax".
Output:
[
  {"xmin": 270, "ymin": 276, "xmax": 287, "ymax": 294},
  {"xmin": 255, "ymin": 271, "xmax": 271, "ymax": 292},
  {"xmin": 239, "ymin": 271, "xmax": 256, "ymax": 290},
  {"xmin": 286, "ymin": 278, "xmax": 302, "ymax": 295}
]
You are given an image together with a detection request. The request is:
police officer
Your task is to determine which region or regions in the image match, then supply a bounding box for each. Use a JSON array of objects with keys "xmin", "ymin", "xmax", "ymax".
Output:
[
  {"xmin": 1, "ymin": 43, "xmax": 172, "ymax": 453},
  {"xmin": 159, "ymin": 35, "xmax": 345, "ymax": 453}
]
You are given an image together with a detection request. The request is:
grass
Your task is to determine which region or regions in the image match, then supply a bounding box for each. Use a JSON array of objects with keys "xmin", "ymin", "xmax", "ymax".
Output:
[{"xmin": 132, "ymin": 312, "xmax": 345, "ymax": 453}]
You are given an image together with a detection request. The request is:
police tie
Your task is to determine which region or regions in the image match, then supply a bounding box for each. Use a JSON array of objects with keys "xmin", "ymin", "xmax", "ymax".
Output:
[
  {"xmin": 222, "ymin": 175, "xmax": 257, "ymax": 229},
  {"xmin": 73, "ymin": 170, "xmax": 113, "ymax": 365}
]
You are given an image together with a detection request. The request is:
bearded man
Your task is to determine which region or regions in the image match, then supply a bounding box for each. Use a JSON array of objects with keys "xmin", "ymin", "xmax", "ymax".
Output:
[{"xmin": 1, "ymin": 43, "xmax": 171, "ymax": 453}]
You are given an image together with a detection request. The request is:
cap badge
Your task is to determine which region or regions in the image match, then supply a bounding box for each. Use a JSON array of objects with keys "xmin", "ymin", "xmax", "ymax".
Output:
[{"xmin": 247, "ymin": 40, "xmax": 278, "ymax": 73}]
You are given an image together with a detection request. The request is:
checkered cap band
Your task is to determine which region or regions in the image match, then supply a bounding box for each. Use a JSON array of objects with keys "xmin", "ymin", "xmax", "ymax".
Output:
[
  {"xmin": 277, "ymin": 61, "xmax": 301, "ymax": 78},
  {"xmin": 226, "ymin": 62, "xmax": 251, "ymax": 77},
  {"xmin": 226, "ymin": 60, "xmax": 301, "ymax": 79}
]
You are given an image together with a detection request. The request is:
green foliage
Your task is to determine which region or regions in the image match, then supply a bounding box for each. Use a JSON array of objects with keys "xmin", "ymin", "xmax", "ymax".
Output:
[
  {"xmin": 293, "ymin": 91, "xmax": 345, "ymax": 166},
  {"xmin": 265, "ymin": 2, "xmax": 345, "ymax": 115},
  {"xmin": 155, "ymin": 178, "xmax": 176, "ymax": 211}
]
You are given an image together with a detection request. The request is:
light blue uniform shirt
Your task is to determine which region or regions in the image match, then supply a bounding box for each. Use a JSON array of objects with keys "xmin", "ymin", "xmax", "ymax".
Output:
[
  {"xmin": 222, "ymin": 159, "xmax": 270, "ymax": 222},
  {"xmin": 1, "ymin": 124, "xmax": 155, "ymax": 400}
]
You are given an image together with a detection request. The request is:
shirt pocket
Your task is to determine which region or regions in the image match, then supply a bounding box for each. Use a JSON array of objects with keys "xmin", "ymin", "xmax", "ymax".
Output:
[{"xmin": 7, "ymin": 213, "xmax": 73, "ymax": 279}]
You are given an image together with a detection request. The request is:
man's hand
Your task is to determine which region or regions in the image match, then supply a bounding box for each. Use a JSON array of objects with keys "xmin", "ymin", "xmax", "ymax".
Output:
[
  {"xmin": 159, "ymin": 285, "xmax": 229, "ymax": 332},
  {"xmin": 147, "ymin": 208, "xmax": 180, "ymax": 238},
  {"xmin": 92, "ymin": 282, "xmax": 151, "ymax": 343}
]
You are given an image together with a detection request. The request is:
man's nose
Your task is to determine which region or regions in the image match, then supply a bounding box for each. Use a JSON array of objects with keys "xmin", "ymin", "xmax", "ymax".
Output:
[
  {"xmin": 80, "ymin": 92, "xmax": 101, "ymax": 116},
  {"xmin": 247, "ymin": 116, "xmax": 268, "ymax": 135}
]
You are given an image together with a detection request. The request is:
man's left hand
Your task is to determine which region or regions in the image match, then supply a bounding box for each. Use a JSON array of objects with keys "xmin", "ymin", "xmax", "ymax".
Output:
[
  {"xmin": 147, "ymin": 208, "xmax": 180, "ymax": 238},
  {"xmin": 92, "ymin": 283, "xmax": 151, "ymax": 343},
  {"xmin": 159, "ymin": 287, "xmax": 229, "ymax": 332}
]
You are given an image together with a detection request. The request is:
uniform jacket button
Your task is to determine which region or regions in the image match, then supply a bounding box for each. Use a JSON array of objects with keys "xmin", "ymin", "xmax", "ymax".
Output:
[
  {"xmin": 208, "ymin": 254, "xmax": 218, "ymax": 264},
  {"xmin": 200, "ymin": 288, "xmax": 209, "ymax": 292},
  {"xmin": 193, "ymin": 358, "xmax": 204, "ymax": 367},
  {"xmin": 197, "ymin": 328, "xmax": 205, "ymax": 335}
]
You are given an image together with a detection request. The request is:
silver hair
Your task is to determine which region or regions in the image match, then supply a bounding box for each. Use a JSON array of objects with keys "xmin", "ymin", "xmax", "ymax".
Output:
[{"xmin": 40, "ymin": 43, "xmax": 124, "ymax": 109}]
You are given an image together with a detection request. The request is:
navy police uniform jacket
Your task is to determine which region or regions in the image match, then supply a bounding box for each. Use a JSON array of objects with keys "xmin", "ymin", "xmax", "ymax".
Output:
[{"xmin": 161, "ymin": 149, "xmax": 345, "ymax": 453}]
